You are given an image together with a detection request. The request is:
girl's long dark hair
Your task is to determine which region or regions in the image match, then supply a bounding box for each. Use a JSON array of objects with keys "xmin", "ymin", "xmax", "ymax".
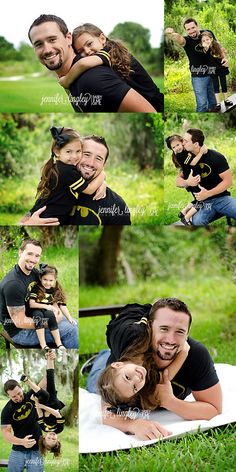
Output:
[
  {"xmin": 72, "ymin": 23, "xmax": 132, "ymax": 79},
  {"xmin": 37, "ymin": 265, "xmax": 66, "ymax": 304},
  {"xmin": 98, "ymin": 325, "xmax": 161, "ymax": 411},
  {"xmin": 165, "ymin": 134, "xmax": 183, "ymax": 168},
  {"xmin": 200, "ymin": 31, "xmax": 224, "ymax": 58},
  {"xmin": 38, "ymin": 436, "xmax": 61, "ymax": 458},
  {"xmin": 36, "ymin": 128, "xmax": 81, "ymax": 199}
]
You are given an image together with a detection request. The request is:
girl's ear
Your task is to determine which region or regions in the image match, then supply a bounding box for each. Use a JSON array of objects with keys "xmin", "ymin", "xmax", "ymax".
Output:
[
  {"xmin": 100, "ymin": 33, "xmax": 107, "ymax": 46},
  {"xmin": 111, "ymin": 362, "xmax": 124, "ymax": 369}
]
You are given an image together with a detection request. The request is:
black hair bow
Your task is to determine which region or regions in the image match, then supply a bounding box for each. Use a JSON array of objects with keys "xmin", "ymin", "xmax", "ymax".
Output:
[
  {"xmin": 50, "ymin": 126, "xmax": 70, "ymax": 147},
  {"xmin": 39, "ymin": 263, "xmax": 47, "ymax": 274}
]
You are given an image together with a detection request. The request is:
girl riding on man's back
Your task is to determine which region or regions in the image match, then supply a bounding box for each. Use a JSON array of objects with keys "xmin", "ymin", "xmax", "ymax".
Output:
[
  {"xmin": 58, "ymin": 23, "xmax": 163, "ymax": 112},
  {"xmin": 28, "ymin": 126, "xmax": 106, "ymax": 225}
]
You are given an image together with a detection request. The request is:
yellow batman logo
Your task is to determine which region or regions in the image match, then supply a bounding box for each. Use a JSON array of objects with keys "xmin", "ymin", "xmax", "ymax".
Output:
[
  {"xmin": 13, "ymin": 402, "xmax": 33, "ymax": 421},
  {"xmin": 199, "ymin": 162, "xmax": 211, "ymax": 178}
]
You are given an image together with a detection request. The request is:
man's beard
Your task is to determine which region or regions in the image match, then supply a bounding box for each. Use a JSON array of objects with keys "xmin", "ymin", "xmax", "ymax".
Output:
[
  {"xmin": 44, "ymin": 58, "xmax": 63, "ymax": 71},
  {"xmin": 78, "ymin": 166, "xmax": 96, "ymax": 181},
  {"xmin": 156, "ymin": 347, "xmax": 179, "ymax": 361}
]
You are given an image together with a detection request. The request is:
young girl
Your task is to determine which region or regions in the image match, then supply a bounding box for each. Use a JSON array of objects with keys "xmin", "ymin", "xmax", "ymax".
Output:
[
  {"xmin": 27, "ymin": 126, "xmax": 106, "ymax": 225},
  {"xmin": 26, "ymin": 264, "xmax": 75, "ymax": 350},
  {"xmin": 21, "ymin": 351, "xmax": 64, "ymax": 457},
  {"xmin": 200, "ymin": 31, "xmax": 233, "ymax": 111},
  {"xmin": 58, "ymin": 23, "xmax": 163, "ymax": 112},
  {"xmin": 166, "ymin": 134, "xmax": 208, "ymax": 225}
]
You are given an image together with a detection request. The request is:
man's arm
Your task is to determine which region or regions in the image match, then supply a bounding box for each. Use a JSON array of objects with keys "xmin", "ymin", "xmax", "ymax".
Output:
[
  {"xmin": 19, "ymin": 206, "xmax": 59, "ymax": 226},
  {"xmin": 156, "ymin": 370, "xmax": 222, "ymax": 420},
  {"xmin": 2, "ymin": 425, "xmax": 36, "ymax": 448},
  {"xmin": 194, "ymin": 169, "xmax": 232, "ymax": 201},
  {"xmin": 176, "ymin": 169, "xmax": 201, "ymax": 188},
  {"xmin": 165, "ymin": 28, "xmax": 186, "ymax": 47},
  {"xmin": 7, "ymin": 306, "xmax": 36, "ymax": 329},
  {"xmin": 118, "ymin": 89, "xmax": 156, "ymax": 112},
  {"xmin": 102, "ymin": 404, "xmax": 171, "ymax": 440}
]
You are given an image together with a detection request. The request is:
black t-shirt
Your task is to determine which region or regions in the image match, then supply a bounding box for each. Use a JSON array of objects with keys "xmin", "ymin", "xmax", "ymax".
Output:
[
  {"xmin": 184, "ymin": 30, "xmax": 216, "ymax": 76},
  {"xmin": 95, "ymin": 47, "xmax": 164, "ymax": 112},
  {"xmin": 29, "ymin": 161, "xmax": 88, "ymax": 225},
  {"xmin": 1, "ymin": 391, "xmax": 41, "ymax": 451},
  {"xmin": 175, "ymin": 150, "xmax": 201, "ymax": 193},
  {"xmin": 106, "ymin": 303, "xmax": 152, "ymax": 364},
  {"xmin": 69, "ymin": 55, "xmax": 131, "ymax": 112},
  {"xmin": 69, "ymin": 187, "xmax": 131, "ymax": 225},
  {"xmin": 170, "ymin": 337, "xmax": 219, "ymax": 399},
  {"xmin": 197, "ymin": 47, "xmax": 229, "ymax": 77},
  {"xmin": 25, "ymin": 283, "xmax": 66, "ymax": 307},
  {"xmin": 0, "ymin": 265, "xmax": 39, "ymax": 337},
  {"xmin": 195, "ymin": 149, "xmax": 230, "ymax": 198},
  {"xmin": 37, "ymin": 414, "xmax": 65, "ymax": 434}
]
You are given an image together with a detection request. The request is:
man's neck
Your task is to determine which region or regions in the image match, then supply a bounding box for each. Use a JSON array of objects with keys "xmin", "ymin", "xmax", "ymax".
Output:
[
  {"xmin": 56, "ymin": 49, "xmax": 76, "ymax": 77},
  {"xmin": 18, "ymin": 263, "xmax": 31, "ymax": 276},
  {"xmin": 153, "ymin": 353, "xmax": 172, "ymax": 370}
]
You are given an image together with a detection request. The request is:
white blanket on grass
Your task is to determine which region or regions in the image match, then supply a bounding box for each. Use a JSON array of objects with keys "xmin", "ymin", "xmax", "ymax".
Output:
[{"xmin": 79, "ymin": 363, "xmax": 236, "ymax": 453}]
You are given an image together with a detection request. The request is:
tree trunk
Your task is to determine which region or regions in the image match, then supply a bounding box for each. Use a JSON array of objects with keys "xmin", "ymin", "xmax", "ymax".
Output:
[
  {"xmin": 94, "ymin": 226, "xmax": 123, "ymax": 286},
  {"xmin": 64, "ymin": 362, "xmax": 78, "ymax": 426}
]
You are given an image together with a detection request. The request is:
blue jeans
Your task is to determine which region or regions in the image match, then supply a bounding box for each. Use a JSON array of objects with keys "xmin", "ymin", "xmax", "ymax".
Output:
[
  {"xmin": 8, "ymin": 449, "xmax": 43, "ymax": 472},
  {"xmin": 87, "ymin": 349, "xmax": 110, "ymax": 393},
  {"xmin": 191, "ymin": 76, "xmax": 216, "ymax": 112},
  {"xmin": 192, "ymin": 195, "xmax": 236, "ymax": 225},
  {"xmin": 12, "ymin": 317, "xmax": 78, "ymax": 348}
]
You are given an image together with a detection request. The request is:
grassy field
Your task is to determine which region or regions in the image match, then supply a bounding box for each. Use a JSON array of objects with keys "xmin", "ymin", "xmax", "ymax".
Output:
[
  {"xmin": 0, "ymin": 166, "xmax": 164, "ymax": 226},
  {"xmin": 0, "ymin": 75, "xmax": 163, "ymax": 113}
]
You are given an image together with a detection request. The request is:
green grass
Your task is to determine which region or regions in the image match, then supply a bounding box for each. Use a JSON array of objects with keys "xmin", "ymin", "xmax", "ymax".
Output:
[
  {"xmin": 0, "ymin": 77, "xmax": 72, "ymax": 113},
  {"xmin": 80, "ymin": 425, "xmax": 236, "ymax": 472}
]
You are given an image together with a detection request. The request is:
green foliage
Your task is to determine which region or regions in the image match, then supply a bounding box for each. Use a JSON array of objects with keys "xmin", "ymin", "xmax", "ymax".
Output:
[{"xmin": 0, "ymin": 36, "xmax": 20, "ymax": 61}]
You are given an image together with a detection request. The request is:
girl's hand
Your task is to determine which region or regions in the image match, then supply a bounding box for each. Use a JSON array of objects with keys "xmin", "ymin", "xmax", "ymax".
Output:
[
  {"xmin": 93, "ymin": 181, "xmax": 107, "ymax": 200},
  {"xmin": 183, "ymin": 340, "xmax": 190, "ymax": 354},
  {"xmin": 58, "ymin": 75, "xmax": 70, "ymax": 89}
]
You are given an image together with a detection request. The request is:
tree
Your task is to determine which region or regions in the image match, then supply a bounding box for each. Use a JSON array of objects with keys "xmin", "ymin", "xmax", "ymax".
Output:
[
  {"xmin": 0, "ymin": 36, "xmax": 19, "ymax": 61},
  {"xmin": 109, "ymin": 22, "xmax": 151, "ymax": 56}
]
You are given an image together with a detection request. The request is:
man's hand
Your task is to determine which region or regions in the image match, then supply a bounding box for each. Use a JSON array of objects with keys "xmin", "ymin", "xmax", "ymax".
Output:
[
  {"xmin": 165, "ymin": 27, "xmax": 174, "ymax": 35},
  {"xmin": 22, "ymin": 435, "xmax": 36, "ymax": 448},
  {"xmin": 194, "ymin": 185, "xmax": 210, "ymax": 201},
  {"xmin": 129, "ymin": 418, "xmax": 171, "ymax": 441},
  {"xmin": 155, "ymin": 369, "xmax": 175, "ymax": 409},
  {"xmin": 186, "ymin": 169, "xmax": 201, "ymax": 187},
  {"xmin": 19, "ymin": 207, "xmax": 59, "ymax": 226}
]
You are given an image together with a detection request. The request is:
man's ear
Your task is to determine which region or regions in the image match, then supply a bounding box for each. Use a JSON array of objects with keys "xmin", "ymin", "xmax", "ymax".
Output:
[
  {"xmin": 111, "ymin": 362, "xmax": 123, "ymax": 369},
  {"xmin": 66, "ymin": 32, "xmax": 73, "ymax": 47}
]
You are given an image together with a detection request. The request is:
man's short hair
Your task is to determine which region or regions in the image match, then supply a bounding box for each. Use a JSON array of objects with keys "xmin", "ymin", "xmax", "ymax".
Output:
[
  {"xmin": 187, "ymin": 128, "xmax": 205, "ymax": 147},
  {"xmin": 149, "ymin": 297, "xmax": 192, "ymax": 330},
  {"xmin": 28, "ymin": 14, "xmax": 68, "ymax": 42},
  {"xmin": 184, "ymin": 18, "xmax": 198, "ymax": 28},
  {"xmin": 83, "ymin": 135, "xmax": 109, "ymax": 162},
  {"xmin": 4, "ymin": 379, "xmax": 20, "ymax": 394},
  {"xmin": 20, "ymin": 238, "xmax": 42, "ymax": 251}
]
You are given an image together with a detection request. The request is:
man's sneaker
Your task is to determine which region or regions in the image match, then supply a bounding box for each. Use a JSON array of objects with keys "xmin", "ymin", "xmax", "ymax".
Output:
[
  {"xmin": 80, "ymin": 355, "xmax": 98, "ymax": 376},
  {"xmin": 20, "ymin": 374, "xmax": 28, "ymax": 382}
]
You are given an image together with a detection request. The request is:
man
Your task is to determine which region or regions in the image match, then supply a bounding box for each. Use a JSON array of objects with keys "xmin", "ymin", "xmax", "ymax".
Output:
[
  {"xmin": 176, "ymin": 128, "xmax": 236, "ymax": 225},
  {"xmin": 1, "ymin": 379, "xmax": 44, "ymax": 472},
  {"xmin": 165, "ymin": 18, "xmax": 228, "ymax": 112},
  {"xmin": 28, "ymin": 14, "xmax": 156, "ymax": 113},
  {"xmin": 69, "ymin": 135, "xmax": 131, "ymax": 225},
  {"xmin": 86, "ymin": 298, "xmax": 222, "ymax": 440},
  {"xmin": 24, "ymin": 136, "xmax": 131, "ymax": 226},
  {"xmin": 0, "ymin": 238, "xmax": 78, "ymax": 347}
]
